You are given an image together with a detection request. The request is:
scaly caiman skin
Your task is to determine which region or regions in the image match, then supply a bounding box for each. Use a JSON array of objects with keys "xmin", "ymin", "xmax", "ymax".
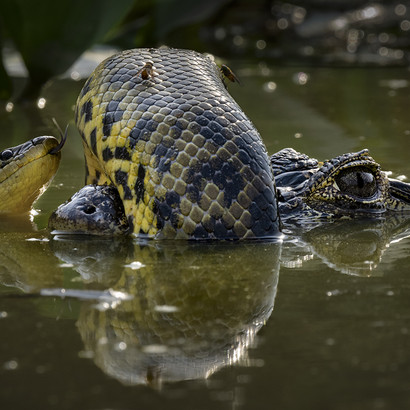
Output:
[
  {"xmin": 271, "ymin": 148, "xmax": 410, "ymax": 224},
  {"xmin": 74, "ymin": 48, "xmax": 279, "ymax": 239}
]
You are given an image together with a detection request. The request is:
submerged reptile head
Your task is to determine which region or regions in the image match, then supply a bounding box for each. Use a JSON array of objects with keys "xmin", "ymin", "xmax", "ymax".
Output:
[
  {"xmin": 0, "ymin": 136, "xmax": 65, "ymax": 214},
  {"xmin": 272, "ymin": 148, "xmax": 410, "ymax": 223},
  {"xmin": 49, "ymin": 185, "xmax": 130, "ymax": 235}
]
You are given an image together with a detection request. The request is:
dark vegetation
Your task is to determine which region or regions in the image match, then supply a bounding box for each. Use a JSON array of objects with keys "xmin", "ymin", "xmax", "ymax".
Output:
[{"xmin": 1, "ymin": 0, "xmax": 410, "ymax": 100}]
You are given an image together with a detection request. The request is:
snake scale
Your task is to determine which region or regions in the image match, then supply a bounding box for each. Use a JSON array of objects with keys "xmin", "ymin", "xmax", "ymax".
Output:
[
  {"xmin": 74, "ymin": 48, "xmax": 280, "ymax": 239},
  {"xmin": 0, "ymin": 136, "xmax": 63, "ymax": 214}
]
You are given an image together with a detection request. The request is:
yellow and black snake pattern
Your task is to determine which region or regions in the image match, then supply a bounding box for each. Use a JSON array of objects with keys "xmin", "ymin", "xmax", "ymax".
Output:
[
  {"xmin": 75, "ymin": 48, "xmax": 279, "ymax": 239},
  {"xmin": 0, "ymin": 136, "xmax": 62, "ymax": 214}
]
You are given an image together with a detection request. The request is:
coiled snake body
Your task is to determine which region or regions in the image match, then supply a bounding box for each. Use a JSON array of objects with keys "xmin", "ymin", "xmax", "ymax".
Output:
[
  {"xmin": 46, "ymin": 47, "xmax": 410, "ymax": 237},
  {"xmin": 71, "ymin": 48, "xmax": 279, "ymax": 239}
]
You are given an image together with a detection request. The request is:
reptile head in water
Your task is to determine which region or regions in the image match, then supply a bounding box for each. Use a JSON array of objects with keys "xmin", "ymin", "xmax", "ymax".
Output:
[
  {"xmin": 0, "ymin": 135, "xmax": 65, "ymax": 214},
  {"xmin": 272, "ymin": 148, "xmax": 410, "ymax": 225},
  {"xmin": 47, "ymin": 48, "xmax": 410, "ymax": 237}
]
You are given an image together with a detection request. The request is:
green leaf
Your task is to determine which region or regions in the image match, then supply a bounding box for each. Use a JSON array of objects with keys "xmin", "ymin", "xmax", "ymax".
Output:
[
  {"xmin": 154, "ymin": 0, "xmax": 232, "ymax": 39},
  {"xmin": 0, "ymin": 0, "xmax": 135, "ymax": 97}
]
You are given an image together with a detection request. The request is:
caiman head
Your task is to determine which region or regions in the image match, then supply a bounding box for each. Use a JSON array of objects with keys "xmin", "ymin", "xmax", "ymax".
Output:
[{"xmin": 272, "ymin": 148, "xmax": 410, "ymax": 221}]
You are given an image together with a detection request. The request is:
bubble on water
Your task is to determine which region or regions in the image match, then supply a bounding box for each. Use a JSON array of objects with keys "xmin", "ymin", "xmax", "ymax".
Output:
[
  {"xmin": 142, "ymin": 344, "xmax": 169, "ymax": 354},
  {"xmin": 277, "ymin": 18, "xmax": 289, "ymax": 30},
  {"xmin": 326, "ymin": 289, "xmax": 343, "ymax": 297},
  {"xmin": 378, "ymin": 32, "xmax": 390, "ymax": 43},
  {"xmin": 37, "ymin": 97, "xmax": 46, "ymax": 109},
  {"xmin": 94, "ymin": 302, "xmax": 111, "ymax": 311},
  {"xmin": 258, "ymin": 63, "xmax": 271, "ymax": 76},
  {"xmin": 124, "ymin": 261, "xmax": 145, "ymax": 270},
  {"xmin": 379, "ymin": 79, "xmax": 409, "ymax": 89},
  {"xmin": 302, "ymin": 46, "xmax": 314, "ymax": 56},
  {"xmin": 214, "ymin": 27, "xmax": 226, "ymax": 40},
  {"xmin": 293, "ymin": 72, "xmax": 309, "ymax": 85},
  {"xmin": 263, "ymin": 81, "xmax": 277, "ymax": 93},
  {"xmin": 233, "ymin": 35, "xmax": 245, "ymax": 47},
  {"xmin": 26, "ymin": 237, "xmax": 49, "ymax": 242},
  {"xmin": 3, "ymin": 360, "xmax": 18, "ymax": 370},
  {"xmin": 256, "ymin": 39, "xmax": 266, "ymax": 50},
  {"xmin": 394, "ymin": 50, "xmax": 404, "ymax": 59},
  {"xmin": 379, "ymin": 47, "xmax": 388, "ymax": 57},
  {"xmin": 361, "ymin": 5, "xmax": 380, "ymax": 20},
  {"xmin": 400, "ymin": 20, "xmax": 410, "ymax": 31},
  {"xmin": 155, "ymin": 305, "xmax": 179, "ymax": 313},
  {"xmin": 395, "ymin": 4, "xmax": 407, "ymax": 16},
  {"xmin": 98, "ymin": 337, "xmax": 108, "ymax": 345},
  {"xmin": 59, "ymin": 263, "xmax": 74, "ymax": 268},
  {"xmin": 114, "ymin": 342, "xmax": 127, "ymax": 352},
  {"xmin": 292, "ymin": 7, "xmax": 306, "ymax": 24},
  {"xmin": 70, "ymin": 71, "xmax": 80, "ymax": 81}
]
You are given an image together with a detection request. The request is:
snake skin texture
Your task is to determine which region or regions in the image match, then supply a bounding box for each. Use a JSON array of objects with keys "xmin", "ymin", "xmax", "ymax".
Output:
[
  {"xmin": 0, "ymin": 137, "xmax": 61, "ymax": 214},
  {"xmin": 75, "ymin": 48, "xmax": 279, "ymax": 239}
]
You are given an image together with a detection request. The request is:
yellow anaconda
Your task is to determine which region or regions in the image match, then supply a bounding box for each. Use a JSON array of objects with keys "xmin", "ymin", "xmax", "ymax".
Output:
[
  {"xmin": 74, "ymin": 48, "xmax": 279, "ymax": 239},
  {"xmin": 0, "ymin": 136, "xmax": 63, "ymax": 214}
]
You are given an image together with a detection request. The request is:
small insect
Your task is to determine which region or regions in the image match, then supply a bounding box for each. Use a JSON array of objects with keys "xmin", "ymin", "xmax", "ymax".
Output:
[
  {"xmin": 137, "ymin": 61, "xmax": 157, "ymax": 80},
  {"xmin": 220, "ymin": 64, "xmax": 241, "ymax": 88}
]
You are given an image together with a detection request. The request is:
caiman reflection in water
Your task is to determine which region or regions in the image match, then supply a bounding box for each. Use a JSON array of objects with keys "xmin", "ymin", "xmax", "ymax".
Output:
[
  {"xmin": 281, "ymin": 215, "xmax": 410, "ymax": 277},
  {"xmin": 1, "ymin": 217, "xmax": 410, "ymax": 386},
  {"xmin": 50, "ymin": 239, "xmax": 281, "ymax": 386}
]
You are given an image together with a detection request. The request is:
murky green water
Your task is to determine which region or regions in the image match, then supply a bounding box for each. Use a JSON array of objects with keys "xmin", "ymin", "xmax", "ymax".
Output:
[{"xmin": 1, "ymin": 62, "xmax": 410, "ymax": 409}]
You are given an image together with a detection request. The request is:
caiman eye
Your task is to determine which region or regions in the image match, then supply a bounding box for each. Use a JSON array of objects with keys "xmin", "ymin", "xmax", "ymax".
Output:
[{"xmin": 334, "ymin": 166, "xmax": 377, "ymax": 198}]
